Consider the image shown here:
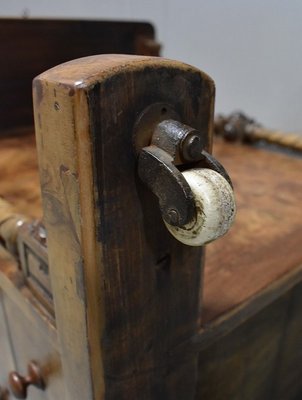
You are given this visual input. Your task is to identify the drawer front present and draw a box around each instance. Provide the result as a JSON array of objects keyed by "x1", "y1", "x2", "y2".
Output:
[
  {"x1": 0, "y1": 290, "x2": 15, "y2": 395},
  {"x1": 18, "y1": 224, "x2": 53, "y2": 313},
  {"x1": 2, "y1": 295, "x2": 64, "y2": 400},
  {"x1": 24, "y1": 246, "x2": 51, "y2": 296}
]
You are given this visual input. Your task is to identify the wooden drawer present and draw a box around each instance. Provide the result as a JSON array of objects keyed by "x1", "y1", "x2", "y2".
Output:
[
  {"x1": 0, "y1": 290, "x2": 14, "y2": 397},
  {"x1": 1, "y1": 293, "x2": 64, "y2": 399}
]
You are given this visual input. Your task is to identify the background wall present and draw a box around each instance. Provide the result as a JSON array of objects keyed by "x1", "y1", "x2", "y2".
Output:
[{"x1": 2, "y1": 0, "x2": 302, "y2": 131}]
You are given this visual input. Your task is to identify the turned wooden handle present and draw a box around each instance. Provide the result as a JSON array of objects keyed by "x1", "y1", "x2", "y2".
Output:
[
  {"x1": 8, "y1": 361, "x2": 45, "y2": 399},
  {"x1": 0, "y1": 197, "x2": 16, "y2": 224},
  {"x1": 0, "y1": 197, "x2": 28, "y2": 255},
  {"x1": 0, "y1": 386, "x2": 9, "y2": 400}
]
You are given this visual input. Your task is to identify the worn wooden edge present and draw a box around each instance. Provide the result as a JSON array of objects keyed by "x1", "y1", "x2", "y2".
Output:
[
  {"x1": 194, "y1": 262, "x2": 302, "y2": 351},
  {"x1": 0, "y1": 249, "x2": 58, "y2": 349},
  {"x1": 34, "y1": 53, "x2": 214, "y2": 94},
  {"x1": 34, "y1": 54, "x2": 215, "y2": 157},
  {"x1": 34, "y1": 78, "x2": 97, "y2": 399},
  {"x1": 74, "y1": 81, "x2": 105, "y2": 400}
]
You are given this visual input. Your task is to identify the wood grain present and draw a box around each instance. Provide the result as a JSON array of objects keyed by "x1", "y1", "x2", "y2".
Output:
[
  {"x1": 33, "y1": 54, "x2": 214, "y2": 400},
  {"x1": 0, "y1": 18, "x2": 158, "y2": 132},
  {"x1": 0, "y1": 247, "x2": 60, "y2": 398},
  {"x1": 203, "y1": 138, "x2": 302, "y2": 323},
  {"x1": 196, "y1": 280, "x2": 302, "y2": 400},
  {"x1": 195, "y1": 263, "x2": 302, "y2": 350}
]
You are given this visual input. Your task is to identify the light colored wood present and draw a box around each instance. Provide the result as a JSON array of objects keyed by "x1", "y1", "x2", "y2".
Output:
[
  {"x1": 0, "y1": 198, "x2": 29, "y2": 256},
  {"x1": 0, "y1": 248, "x2": 57, "y2": 346},
  {"x1": 33, "y1": 61, "x2": 101, "y2": 400},
  {"x1": 0, "y1": 198, "x2": 15, "y2": 223},
  {"x1": 3, "y1": 294, "x2": 63, "y2": 399},
  {"x1": 0, "y1": 289, "x2": 15, "y2": 390},
  {"x1": 0, "y1": 249, "x2": 60, "y2": 397}
]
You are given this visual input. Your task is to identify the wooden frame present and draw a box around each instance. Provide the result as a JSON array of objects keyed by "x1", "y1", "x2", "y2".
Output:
[
  {"x1": 33, "y1": 54, "x2": 215, "y2": 399},
  {"x1": 0, "y1": 18, "x2": 159, "y2": 133},
  {"x1": 1, "y1": 17, "x2": 302, "y2": 400}
]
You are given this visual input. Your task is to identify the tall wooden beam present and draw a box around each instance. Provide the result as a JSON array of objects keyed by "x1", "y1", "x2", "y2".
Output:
[{"x1": 33, "y1": 55, "x2": 215, "y2": 399}]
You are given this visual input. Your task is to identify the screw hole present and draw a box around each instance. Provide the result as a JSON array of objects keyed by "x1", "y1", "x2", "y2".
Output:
[
  {"x1": 156, "y1": 253, "x2": 171, "y2": 271},
  {"x1": 161, "y1": 107, "x2": 167, "y2": 115}
]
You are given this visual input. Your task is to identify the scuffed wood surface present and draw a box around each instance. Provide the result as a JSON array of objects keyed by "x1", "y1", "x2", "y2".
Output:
[
  {"x1": 1, "y1": 132, "x2": 302, "y2": 332},
  {"x1": 203, "y1": 139, "x2": 302, "y2": 324},
  {"x1": 196, "y1": 280, "x2": 302, "y2": 400},
  {"x1": 0, "y1": 132, "x2": 41, "y2": 219}
]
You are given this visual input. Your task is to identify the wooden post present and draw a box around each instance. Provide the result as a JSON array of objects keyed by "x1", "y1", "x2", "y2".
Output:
[{"x1": 33, "y1": 55, "x2": 215, "y2": 400}]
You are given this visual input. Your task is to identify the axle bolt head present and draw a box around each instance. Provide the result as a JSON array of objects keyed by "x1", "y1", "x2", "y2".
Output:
[{"x1": 181, "y1": 133, "x2": 203, "y2": 162}]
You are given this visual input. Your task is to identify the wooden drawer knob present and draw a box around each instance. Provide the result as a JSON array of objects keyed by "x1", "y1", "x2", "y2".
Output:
[
  {"x1": 0, "y1": 386, "x2": 9, "y2": 400},
  {"x1": 8, "y1": 361, "x2": 45, "y2": 399}
]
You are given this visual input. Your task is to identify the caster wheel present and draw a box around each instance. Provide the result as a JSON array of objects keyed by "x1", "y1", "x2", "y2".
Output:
[{"x1": 164, "y1": 168, "x2": 236, "y2": 246}]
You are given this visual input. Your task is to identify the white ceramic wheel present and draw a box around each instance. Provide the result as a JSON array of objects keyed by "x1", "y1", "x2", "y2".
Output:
[{"x1": 164, "y1": 168, "x2": 236, "y2": 246}]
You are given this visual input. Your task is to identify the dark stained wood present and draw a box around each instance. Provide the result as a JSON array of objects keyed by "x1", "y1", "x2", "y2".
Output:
[
  {"x1": 195, "y1": 263, "x2": 302, "y2": 352},
  {"x1": 202, "y1": 138, "x2": 302, "y2": 323},
  {"x1": 271, "y1": 280, "x2": 302, "y2": 399},
  {"x1": 196, "y1": 280, "x2": 302, "y2": 400},
  {"x1": 89, "y1": 57, "x2": 213, "y2": 400},
  {"x1": 33, "y1": 54, "x2": 215, "y2": 400},
  {"x1": 0, "y1": 18, "x2": 159, "y2": 132}
]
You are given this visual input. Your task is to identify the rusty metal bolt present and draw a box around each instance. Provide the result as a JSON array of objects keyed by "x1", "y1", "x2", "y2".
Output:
[
  {"x1": 166, "y1": 209, "x2": 180, "y2": 225},
  {"x1": 181, "y1": 133, "x2": 203, "y2": 162}
]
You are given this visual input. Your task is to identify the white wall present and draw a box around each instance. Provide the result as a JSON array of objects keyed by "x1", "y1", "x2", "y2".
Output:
[{"x1": 2, "y1": 0, "x2": 302, "y2": 131}]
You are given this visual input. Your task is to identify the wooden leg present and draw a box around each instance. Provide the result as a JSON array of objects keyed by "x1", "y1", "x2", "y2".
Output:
[{"x1": 33, "y1": 55, "x2": 215, "y2": 400}]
